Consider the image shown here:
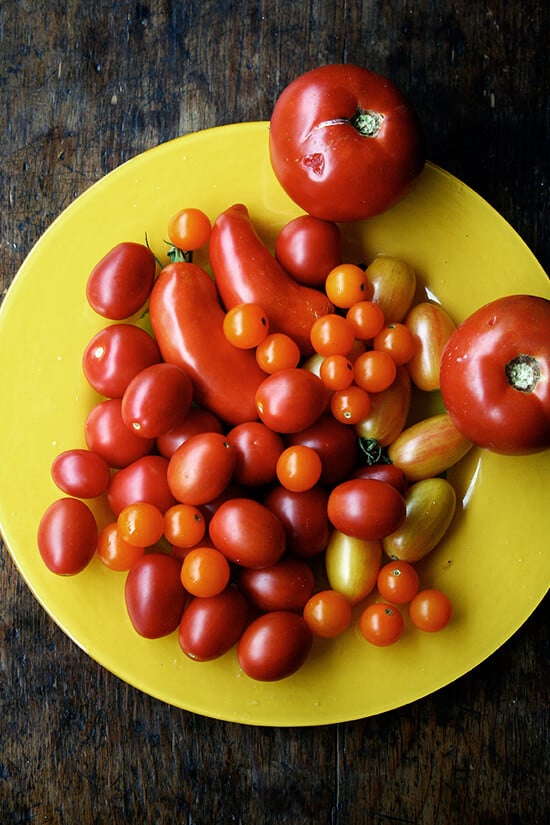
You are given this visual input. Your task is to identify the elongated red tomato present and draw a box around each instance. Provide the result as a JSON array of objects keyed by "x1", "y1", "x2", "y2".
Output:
[
  {"x1": 263, "y1": 484, "x2": 330, "y2": 558},
  {"x1": 209, "y1": 498, "x2": 286, "y2": 569},
  {"x1": 37, "y1": 498, "x2": 98, "y2": 575},
  {"x1": 51, "y1": 449, "x2": 111, "y2": 498},
  {"x1": 121, "y1": 363, "x2": 193, "y2": 439},
  {"x1": 82, "y1": 323, "x2": 161, "y2": 398},
  {"x1": 167, "y1": 432, "x2": 237, "y2": 506},
  {"x1": 106, "y1": 455, "x2": 176, "y2": 516},
  {"x1": 237, "y1": 611, "x2": 313, "y2": 681},
  {"x1": 238, "y1": 558, "x2": 315, "y2": 613},
  {"x1": 124, "y1": 553, "x2": 186, "y2": 639},
  {"x1": 86, "y1": 242, "x2": 156, "y2": 320},
  {"x1": 85, "y1": 398, "x2": 154, "y2": 468},
  {"x1": 178, "y1": 587, "x2": 249, "y2": 661},
  {"x1": 327, "y1": 478, "x2": 406, "y2": 540}
]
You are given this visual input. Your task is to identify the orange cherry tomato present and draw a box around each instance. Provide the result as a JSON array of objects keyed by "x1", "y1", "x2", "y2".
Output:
[
  {"x1": 276, "y1": 445, "x2": 323, "y2": 492},
  {"x1": 96, "y1": 522, "x2": 145, "y2": 571},
  {"x1": 345, "y1": 300, "x2": 385, "y2": 340},
  {"x1": 354, "y1": 350, "x2": 397, "y2": 393},
  {"x1": 167, "y1": 207, "x2": 212, "y2": 251},
  {"x1": 164, "y1": 503, "x2": 206, "y2": 548},
  {"x1": 359, "y1": 602, "x2": 405, "y2": 646},
  {"x1": 255, "y1": 332, "x2": 301, "y2": 373},
  {"x1": 325, "y1": 263, "x2": 373, "y2": 308},
  {"x1": 180, "y1": 546, "x2": 231, "y2": 597},
  {"x1": 303, "y1": 590, "x2": 352, "y2": 638},
  {"x1": 223, "y1": 302, "x2": 270, "y2": 349},
  {"x1": 373, "y1": 323, "x2": 416, "y2": 365},
  {"x1": 376, "y1": 560, "x2": 419, "y2": 604},
  {"x1": 310, "y1": 313, "x2": 356, "y2": 356},
  {"x1": 330, "y1": 385, "x2": 372, "y2": 424},
  {"x1": 409, "y1": 588, "x2": 453, "y2": 632},
  {"x1": 319, "y1": 354, "x2": 355, "y2": 390},
  {"x1": 117, "y1": 501, "x2": 165, "y2": 547}
]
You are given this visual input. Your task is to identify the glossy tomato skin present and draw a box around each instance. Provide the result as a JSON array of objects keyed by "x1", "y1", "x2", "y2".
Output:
[
  {"x1": 269, "y1": 64, "x2": 425, "y2": 222},
  {"x1": 178, "y1": 586, "x2": 249, "y2": 661},
  {"x1": 263, "y1": 484, "x2": 330, "y2": 558},
  {"x1": 238, "y1": 557, "x2": 315, "y2": 613},
  {"x1": 156, "y1": 407, "x2": 224, "y2": 458},
  {"x1": 121, "y1": 363, "x2": 193, "y2": 439},
  {"x1": 82, "y1": 324, "x2": 161, "y2": 398},
  {"x1": 237, "y1": 611, "x2": 313, "y2": 681},
  {"x1": 440, "y1": 294, "x2": 550, "y2": 454},
  {"x1": 38, "y1": 498, "x2": 98, "y2": 575},
  {"x1": 107, "y1": 455, "x2": 176, "y2": 516},
  {"x1": 255, "y1": 368, "x2": 328, "y2": 434},
  {"x1": 85, "y1": 398, "x2": 154, "y2": 468},
  {"x1": 226, "y1": 421, "x2": 285, "y2": 486},
  {"x1": 86, "y1": 242, "x2": 156, "y2": 320},
  {"x1": 405, "y1": 301, "x2": 456, "y2": 391},
  {"x1": 287, "y1": 412, "x2": 359, "y2": 485},
  {"x1": 51, "y1": 449, "x2": 111, "y2": 498},
  {"x1": 327, "y1": 478, "x2": 406, "y2": 540},
  {"x1": 124, "y1": 553, "x2": 186, "y2": 639},
  {"x1": 274, "y1": 215, "x2": 343, "y2": 288},
  {"x1": 167, "y1": 432, "x2": 237, "y2": 506},
  {"x1": 209, "y1": 498, "x2": 286, "y2": 569}
]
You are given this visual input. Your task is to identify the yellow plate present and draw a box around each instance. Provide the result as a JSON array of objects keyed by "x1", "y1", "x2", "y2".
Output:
[{"x1": 1, "y1": 122, "x2": 549, "y2": 726}]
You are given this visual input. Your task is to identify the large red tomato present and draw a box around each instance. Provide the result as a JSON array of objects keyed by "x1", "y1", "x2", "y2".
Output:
[{"x1": 269, "y1": 64, "x2": 425, "y2": 222}]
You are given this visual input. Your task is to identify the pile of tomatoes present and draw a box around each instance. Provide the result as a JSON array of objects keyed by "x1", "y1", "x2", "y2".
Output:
[{"x1": 37, "y1": 202, "x2": 471, "y2": 683}]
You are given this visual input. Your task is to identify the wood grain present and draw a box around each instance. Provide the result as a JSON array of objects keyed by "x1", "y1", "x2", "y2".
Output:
[{"x1": 1, "y1": 1, "x2": 548, "y2": 823}]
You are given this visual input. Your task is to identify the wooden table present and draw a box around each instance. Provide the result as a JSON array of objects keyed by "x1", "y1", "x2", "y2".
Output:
[{"x1": 1, "y1": 2, "x2": 548, "y2": 822}]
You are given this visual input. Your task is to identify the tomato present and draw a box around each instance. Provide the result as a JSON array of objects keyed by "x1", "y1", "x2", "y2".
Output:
[
  {"x1": 354, "y1": 463, "x2": 408, "y2": 495},
  {"x1": 359, "y1": 603, "x2": 404, "y2": 646},
  {"x1": 383, "y1": 478, "x2": 456, "y2": 562},
  {"x1": 178, "y1": 587, "x2": 249, "y2": 661},
  {"x1": 156, "y1": 407, "x2": 224, "y2": 458},
  {"x1": 287, "y1": 412, "x2": 359, "y2": 485},
  {"x1": 209, "y1": 498, "x2": 286, "y2": 569},
  {"x1": 303, "y1": 590, "x2": 352, "y2": 638},
  {"x1": 226, "y1": 421, "x2": 285, "y2": 486},
  {"x1": 325, "y1": 530, "x2": 382, "y2": 605},
  {"x1": 319, "y1": 354, "x2": 354, "y2": 391},
  {"x1": 223, "y1": 302, "x2": 270, "y2": 349},
  {"x1": 51, "y1": 449, "x2": 111, "y2": 499},
  {"x1": 310, "y1": 313, "x2": 356, "y2": 356},
  {"x1": 405, "y1": 301, "x2": 456, "y2": 391},
  {"x1": 269, "y1": 64, "x2": 425, "y2": 222},
  {"x1": 167, "y1": 207, "x2": 212, "y2": 251},
  {"x1": 238, "y1": 558, "x2": 315, "y2": 613},
  {"x1": 387, "y1": 413, "x2": 473, "y2": 481},
  {"x1": 353, "y1": 349, "x2": 397, "y2": 393},
  {"x1": 373, "y1": 323, "x2": 416, "y2": 366},
  {"x1": 325, "y1": 263, "x2": 372, "y2": 308},
  {"x1": 85, "y1": 398, "x2": 154, "y2": 468},
  {"x1": 164, "y1": 503, "x2": 206, "y2": 548},
  {"x1": 37, "y1": 498, "x2": 98, "y2": 575},
  {"x1": 255, "y1": 368, "x2": 328, "y2": 434},
  {"x1": 180, "y1": 546, "x2": 230, "y2": 597},
  {"x1": 121, "y1": 363, "x2": 193, "y2": 439},
  {"x1": 327, "y1": 478, "x2": 406, "y2": 541},
  {"x1": 124, "y1": 553, "x2": 186, "y2": 639},
  {"x1": 167, "y1": 432, "x2": 237, "y2": 506},
  {"x1": 82, "y1": 323, "x2": 161, "y2": 398},
  {"x1": 106, "y1": 455, "x2": 176, "y2": 516},
  {"x1": 263, "y1": 485, "x2": 330, "y2": 558},
  {"x1": 364, "y1": 256, "x2": 417, "y2": 323},
  {"x1": 376, "y1": 561, "x2": 419, "y2": 605},
  {"x1": 274, "y1": 215, "x2": 342, "y2": 288},
  {"x1": 255, "y1": 332, "x2": 301, "y2": 374},
  {"x1": 237, "y1": 611, "x2": 313, "y2": 681},
  {"x1": 330, "y1": 385, "x2": 372, "y2": 425},
  {"x1": 440, "y1": 294, "x2": 550, "y2": 454},
  {"x1": 276, "y1": 445, "x2": 322, "y2": 492},
  {"x1": 96, "y1": 522, "x2": 145, "y2": 571},
  {"x1": 117, "y1": 501, "x2": 165, "y2": 547},
  {"x1": 409, "y1": 588, "x2": 453, "y2": 632},
  {"x1": 346, "y1": 300, "x2": 385, "y2": 340},
  {"x1": 86, "y1": 242, "x2": 156, "y2": 320},
  {"x1": 355, "y1": 365, "x2": 411, "y2": 446}
]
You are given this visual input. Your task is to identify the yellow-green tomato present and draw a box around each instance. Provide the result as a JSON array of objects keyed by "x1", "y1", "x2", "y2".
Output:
[
  {"x1": 387, "y1": 412, "x2": 473, "y2": 481},
  {"x1": 383, "y1": 477, "x2": 456, "y2": 562},
  {"x1": 364, "y1": 256, "x2": 417, "y2": 323},
  {"x1": 325, "y1": 529, "x2": 382, "y2": 605},
  {"x1": 405, "y1": 301, "x2": 456, "y2": 391}
]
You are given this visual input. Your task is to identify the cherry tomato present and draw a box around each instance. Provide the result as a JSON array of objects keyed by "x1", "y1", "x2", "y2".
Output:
[
  {"x1": 276, "y1": 445, "x2": 322, "y2": 492},
  {"x1": 209, "y1": 498, "x2": 286, "y2": 569},
  {"x1": 319, "y1": 354, "x2": 354, "y2": 391},
  {"x1": 163, "y1": 503, "x2": 206, "y2": 548},
  {"x1": 226, "y1": 421, "x2": 285, "y2": 486},
  {"x1": 223, "y1": 302, "x2": 270, "y2": 349},
  {"x1": 274, "y1": 215, "x2": 343, "y2": 288},
  {"x1": 269, "y1": 64, "x2": 425, "y2": 222},
  {"x1": 354, "y1": 463, "x2": 408, "y2": 494},
  {"x1": 325, "y1": 531, "x2": 382, "y2": 605},
  {"x1": 180, "y1": 546, "x2": 230, "y2": 597},
  {"x1": 346, "y1": 300, "x2": 385, "y2": 340},
  {"x1": 264, "y1": 485, "x2": 330, "y2": 558},
  {"x1": 121, "y1": 363, "x2": 193, "y2": 439},
  {"x1": 355, "y1": 365, "x2": 411, "y2": 446},
  {"x1": 364, "y1": 256, "x2": 417, "y2": 323},
  {"x1": 178, "y1": 587, "x2": 249, "y2": 661},
  {"x1": 82, "y1": 324, "x2": 161, "y2": 398},
  {"x1": 376, "y1": 561, "x2": 419, "y2": 604},
  {"x1": 255, "y1": 332, "x2": 301, "y2": 374},
  {"x1": 237, "y1": 611, "x2": 313, "y2": 681},
  {"x1": 359, "y1": 603, "x2": 405, "y2": 646},
  {"x1": 387, "y1": 413, "x2": 473, "y2": 482},
  {"x1": 325, "y1": 263, "x2": 372, "y2": 308},
  {"x1": 327, "y1": 478, "x2": 406, "y2": 540},
  {"x1": 310, "y1": 313, "x2": 356, "y2": 356},
  {"x1": 96, "y1": 522, "x2": 145, "y2": 571},
  {"x1": 117, "y1": 501, "x2": 165, "y2": 547},
  {"x1": 51, "y1": 449, "x2": 111, "y2": 499},
  {"x1": 167, "y1": 432, "x2": 237, "y2": 506},
  {"x1": 287, "y1": 412, "x2": 359, "y2": 485},
  {"x1": 106, "y1": 455, "x2": 176, "y2": 516},
  {"x1": 156, "y1": 407, "x2": 224, "y2": 458},
  {"x1": 167, "y1": 207, "x2": 212, "y2": 251},
  {"x1": 405, "y1": 301, "x2": 456, "y2": 391},
  {"x1": 409, "y1": 588, "x2": 453, "y2": 632},
  {"x1": 303, "y1": 590, "x2": 352, "y2": 638},
  {"x1": 255, "y1": 368, "x2": 328, "y2": 434},
  {"x1": 37, "y1": 498, "x2": 98, "y2": 575},
  {"x1": 354, "y1": 350, "x2": 397, "y2": 393},
  {"x1": 124, "y1": 553, "x2": 186, "y2": 639},
  {"x1": 330, "y1": 385, "x2": 372, "y2": 425},
  {"x1": 238, "y1": 558, "x2": 315, "y2": 613},
  {"x1": 86, "y1": 242, "x2": 156, "y2": 320},
  {"x1": 373, "y1": 323, "x2": 416, "y2": 366},
  {"x1": 85, "y1": 398, "x2": 154, "y2": 469}
]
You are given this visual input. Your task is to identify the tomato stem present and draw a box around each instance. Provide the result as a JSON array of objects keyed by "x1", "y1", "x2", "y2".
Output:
[
  {"x1": 350, "y1": 108, "x2": 384, "y2": 138},
  {"x1": 505, "y1": 354, "x2": 541, "y2": 393},
  {"x1": 358, "y1": 437, "x2": 392, "y2": 465}
]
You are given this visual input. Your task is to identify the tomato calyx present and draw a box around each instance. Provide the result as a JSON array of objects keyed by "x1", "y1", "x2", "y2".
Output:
[
  {"x1": 166, "y1": 244, "x2": 193, "y2": 264},
  {"x1": 358, "y1": 437, "x2": 392, "y2": 466},
  {"x1": 505, "y1": 354, "x2": 542, "y2": 393},
  {"x1": 314, "y1": 108, "x2": 385, "y2": 139}
]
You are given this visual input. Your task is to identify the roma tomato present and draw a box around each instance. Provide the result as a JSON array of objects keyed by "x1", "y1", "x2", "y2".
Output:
[
  {"x1": 178, "y1": 587, "x2": 249, "y2": 661},
  {"x1": 353, "y1": 463, "x2": 408, "y2": 495},
  {"x1": 86, "y1": 242, "x2": 156, "y2": 320},
  {"x1": 106, "y1": 455, "x2": 176, "y2": 516},
  {"x1": 405, "y1": 301, "x2": 456, "y2": 391},
  {"x1": 167, "y1": 432, "x2": 237, "y2": 506},
  {"x1": 255, "y1": 368, "x2": 328, "y2": 434},
  {"x1": 274, "y1": 215, "x2": 343, "y2": 288},
  {"x1": 238, "y1": 557, "x2": 315, "y2": 613},
  {"x1": 51, "y1": 448, "x2": 111, "y2": 499},
  {"x1": 121, "y1": 363, "x2": 193, "y2": 439},
  {"x1": 82, "y1": 323, "x2": 161, "y2": 398},
  {"x1": 209, "y1": 498, "x2": 286, "y2": 569},
  {"x1": 387, "y1": 413, "x2": 473, "y2": 481},
  {"x1": 327, "y1": 478, "x2": 406, "y2": 541},
  {"x1": 263, "y1": 484, "x2": 330, "y2": 558},
  {"x1": 85, "y1": 398, "x2": 154, "y2": 468},
  {"x1": 287, "y1": 412, "x2": 359, "y2": 485},
  {"x1": 226, "y1": 421, "x2": 285, "y2": 486},
  {"x1": 37, "y1": 498, "x2": 98, "y2": 575},
  {"x1": 237, "y1": 611, "x2": 313, "y2": 681},
  {"x1": 325, "y1": 530, "x2": 382, "y2": 605},
  {"x1": 124, "y1": 553, "x2": 186, "y2": 639},
  {"x1": 269, "y1": 64, "x2": 425, "y2": 222},
  {"x1": 440, "y1": 294, "x2": 550, "y2": 454}
]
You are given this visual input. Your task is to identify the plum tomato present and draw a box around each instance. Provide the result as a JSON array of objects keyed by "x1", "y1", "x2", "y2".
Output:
[
  {"x1": 376, "y1": 560, "x2": 419, "y2": 605},
  {"x1": 287, "y1": 412, "x2": 359, "y2": 485},
  {"x1": 359, "y1": 603, "x2": 405, "y2": 646},
  {"x1": 86, "y1": 242, "x2": 156, "y2": 320},
  {"x1": 167, "y1": 432, "x2": 237, "y2": 506},
  {"x1": 156, "y1": 407, "x2": 224, "y2": 458},
  {"x1": 303, "y1": 590, "x2": 352, "y2": 638},
  {"x1": 237, "y1": 611, "x2": 313, "y2": 681},
  {"x1": 238, "y1": 557, "x2": 315, "y2": 613},
  {"x1": 274, "y1": 215, "x2": 343, "y2": 288},
  {"x1": 355, "y1": 365, "x2": 411, "y2": 447},
  {"x1": 37, "y1": 498, "x2": 98, "y2": 575},
  {"x1": 178, "y1": 586, "x2": 249, "y2": 661},
  {"x1": 255, "y1": 368, "x2": 328, "y2": 434},
  {"x1": 51, "y1": 448, "x2": 111, "y2": 499},
  {"x1": 327, "y1": 478, "x2": 406, "y2": 540},
  {"x1": 124, "y1": 553, "x2": 186, "y2": 639},
  {"x1": 409, "y1": 588, "x2": 453, "y2": 632},
  {"x1": 82, "y1": 323, "x2": 161, "y2": 398},
  {"x1": 263, "y1": 484, "x2": 330, "y2": 558},
  {"x1": 121, "y1": 363, "x2": 193, "y2": 439},
  {"x1": 208, "y1": 498, "x2": 286, "y2": 569},
  {"x1": 85, "y1": 398, "x2": 154, "y2": 469},
  {"x1": 226, "y1": 421, "x2": 285, "y2": 486},
  {"x1": 106, "y1": 455, "x2": 176, "y2": 516},
  {"x1": 405, "y1": 301, "x2": 456, "y2": 391},
  {"x1": 364, "y1": 256, "x2": 417, "y2": 323}
]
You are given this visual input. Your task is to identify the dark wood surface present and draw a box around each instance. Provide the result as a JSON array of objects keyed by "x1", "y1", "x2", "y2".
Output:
[{"x1": 1, "y1": 2, "x2": 548, "y2": 823}]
